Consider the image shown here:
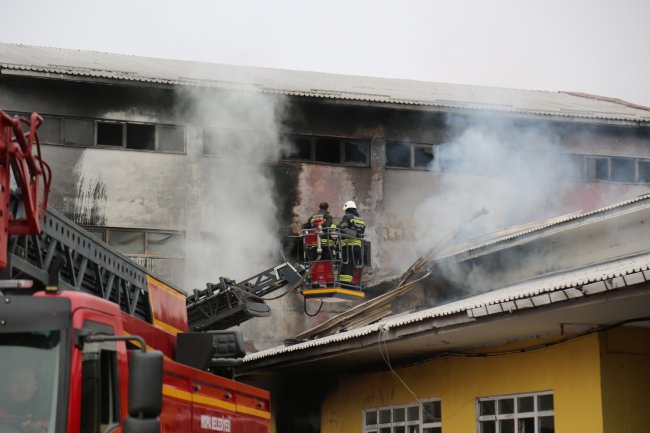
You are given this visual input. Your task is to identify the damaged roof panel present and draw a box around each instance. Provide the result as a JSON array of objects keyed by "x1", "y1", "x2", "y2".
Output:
[
  {"x1": 244, "y1": 250, "x2": 650, "y2": 362},
  {"x1": 1, "y1": 43, "x2": 650, "y2": 123}
]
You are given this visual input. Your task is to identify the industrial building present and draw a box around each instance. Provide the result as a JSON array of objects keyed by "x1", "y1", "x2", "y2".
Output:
[{"x1": 1, "y1": 42, "x2": 649, "y2": 358}]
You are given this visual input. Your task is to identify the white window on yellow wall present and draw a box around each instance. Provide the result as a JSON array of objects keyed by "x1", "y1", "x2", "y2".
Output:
[
  {"x1": 477, "y1": 391, "x2": 554, "y2": 433},
  {"x1": 363, "y1": 399, "x2": 442, "y2": 433}
]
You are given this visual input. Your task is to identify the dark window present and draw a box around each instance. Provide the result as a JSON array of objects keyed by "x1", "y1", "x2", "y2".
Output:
[
  {"x1": 96, "y1": 122, "x2": 123, "y2": 147},
  {"x1": 610, "y1": 157, "x2": 635, "y2": 182},
  {"x1": 344, "y1": 140, "x2": 369, "y2": 164},
  {"x1": 386, "y1": 142, "x2": 410, "y2": 168},
  {"x1": 517, "y1": 396, "x2": 534, "y2": 412},
  {"x1": 639, "y1": 160, "x2": 650, "y2": 183},
  {"x1": 157, "y1": 125, "x2": 185, "y2": 153},
  {"x1": 126, "y1": 124, "x2": 155, "y2": 150},
  {"x1": 314, "y1": 138, "x2": 341, "y2": 163},
  {"x1": 414, "y1": 145, "x2": 434, "y2": 168},
  {"x1": 585, "y1": 157, "x2": 609, "y2": 180},
  {"x1": 480, "y1": 400, "x2": 495, "y2": 416},
  {"x1": 39, "y1": 116, "x2": 61, "y2": 144},
  {"x1": 63, "y1": 118, "x2": 94, "y2": 146},
  {"x1": 291, "y1": 137, "x2": 312, "y2": 160}
]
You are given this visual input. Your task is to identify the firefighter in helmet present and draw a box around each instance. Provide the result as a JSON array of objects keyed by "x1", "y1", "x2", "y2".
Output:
[{"x1": 338, "y1": 200, "x2": 366, "y2": 287}]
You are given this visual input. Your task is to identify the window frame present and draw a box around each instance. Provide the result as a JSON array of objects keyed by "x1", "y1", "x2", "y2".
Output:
[
  {"x1": 6, "y1": 112, "x2": 186, "y2": 154},
  {"x1": 477, "y1": 391, "x2": 554, "y2": 433},
  {"x1": 363, "y1": 399, "x2": 442, "y2": 433},
  {"x1": 565, "y1": 153, "x2": 650, "y2": 184},
  {"x1": 282, "y1": 133, "x2": 371, "y2": 167},
  {"x1": 385, "y1": 141, "x2": 435, "y2": 170}
]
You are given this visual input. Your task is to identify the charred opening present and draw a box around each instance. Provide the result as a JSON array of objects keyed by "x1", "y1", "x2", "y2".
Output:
[{"x1": 126, "y1": 123, "x2": 155, "y2": 150}]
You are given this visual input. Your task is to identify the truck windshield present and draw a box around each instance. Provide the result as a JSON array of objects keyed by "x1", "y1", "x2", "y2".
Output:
[{"x1": 0, "y1": 331, "x2": 61, "y2": 433}]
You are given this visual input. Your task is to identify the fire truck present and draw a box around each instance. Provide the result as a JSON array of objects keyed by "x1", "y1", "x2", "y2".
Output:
[{"x1": 0, "y1": 111, "x2": 272, "y2": 433}]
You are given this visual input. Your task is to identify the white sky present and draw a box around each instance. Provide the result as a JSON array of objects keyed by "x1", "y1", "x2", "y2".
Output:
[{"x1": 1, "y1": 0, "x2": 649, "y2": 107}]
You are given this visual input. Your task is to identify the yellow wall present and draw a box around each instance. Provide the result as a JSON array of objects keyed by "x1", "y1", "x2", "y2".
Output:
[
  {"x1": 322, "y1": 333, "x2": 604, "y2": 433},
  {"x1": 600, "y1": 327, "x2": 650, "y2": 433}
]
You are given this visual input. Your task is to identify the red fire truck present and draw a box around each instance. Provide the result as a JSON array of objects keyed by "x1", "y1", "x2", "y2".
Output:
[{"x1": 0, "y1": 111, "x2": 271, "y2": 433}]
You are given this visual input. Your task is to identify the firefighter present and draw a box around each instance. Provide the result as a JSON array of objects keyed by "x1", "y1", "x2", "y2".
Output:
[
  {"x1": 303, "y1": 202, "x2": 335, "y2": 261},
  {"x1": 338, "y1": 200, "x2": 366, "y2": 287}
]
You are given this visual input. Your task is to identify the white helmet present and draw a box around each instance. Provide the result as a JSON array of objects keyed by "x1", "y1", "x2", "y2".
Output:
[{"x1": 343, "y1": 200, "x2": 357, "y2": 211}]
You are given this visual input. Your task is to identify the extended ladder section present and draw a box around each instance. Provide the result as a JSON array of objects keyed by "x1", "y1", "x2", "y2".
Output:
[
  {"x1": 1, "y1": 198, "x2": 155, "y2": 322},
  {"x1": 186, "y1": 262, "x2": 304, "y2": 331}
]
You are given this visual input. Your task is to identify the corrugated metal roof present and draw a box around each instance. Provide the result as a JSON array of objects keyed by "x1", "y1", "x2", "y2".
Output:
[
  {"x1": 1, "y1": 43, "x2": 650, "y2": 123},
  {"x1": 246, "y1": 194, "x2": 650, "y2": 361},
  {"x1": 244, "y1": 251, "x2": 650, "y2": 362}
]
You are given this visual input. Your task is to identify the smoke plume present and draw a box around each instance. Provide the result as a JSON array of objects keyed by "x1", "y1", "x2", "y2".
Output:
[{"x1": 180, "y1": 88, "x2": 291, "y2": 289}]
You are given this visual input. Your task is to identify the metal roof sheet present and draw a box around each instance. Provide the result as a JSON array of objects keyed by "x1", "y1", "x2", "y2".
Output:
[
  {"x1": 244, "y1": 251, "x2": 650, "y2": 362},
  {"x1": 1, "y1": 43, "x2": 650, "y2": 123}
]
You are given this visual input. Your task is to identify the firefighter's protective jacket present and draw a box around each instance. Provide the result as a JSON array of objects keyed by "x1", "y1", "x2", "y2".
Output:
[{"x1": 339, "y1": 211, "x2": 366, "y2": 246}]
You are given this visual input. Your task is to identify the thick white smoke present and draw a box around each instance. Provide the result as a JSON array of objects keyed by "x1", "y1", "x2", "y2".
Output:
[
  {"x1": 407, "y1": 115, "x2": 571, "y2": 280},
  {"x1": 181, "y1": 88, "x2": 291, "y2": 289}
]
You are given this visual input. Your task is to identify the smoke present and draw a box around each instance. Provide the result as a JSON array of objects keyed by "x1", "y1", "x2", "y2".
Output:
[
  {"x1": 404, "y1": 114, "x2": 575, "y2": 293},
  {"x1": 180, "y1": 88, "x2": 291, "y2": 289}
]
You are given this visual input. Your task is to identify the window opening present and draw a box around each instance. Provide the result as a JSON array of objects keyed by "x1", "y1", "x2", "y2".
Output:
[
  {"x1": 585, "y1": 157, "x2": 609, "y2": 180},
  {"x1": 386, "y1": 142, "x2": 411, "y2": 168},
  {"x1": 63, "y1": 118, "x2": 94, "y2": 146},
  {"x1": 477, "y1": 391, "x2": 554, "y2": 433},
  {"x1": 146, "y1": 232, "x2": 184, "y2": 257},
  {"x1": 364, "y1": 400, "x2": 441, "y2": 433},
  {"x1": 108, "y1": 230, "x2": 145, "y2": 255},
  {"x1": 96, "y1": 121, "x2": 124, "y2": 147},
  {"x1": 344, "y1": 140, "x2": 370, "y2": 164},
  {"x1": 126, "y1": 123, "x2": 155, "y2": 150},
  {"x1": 610, "y1": 157, "x2": 635, "y2": 182},
  {"x1": 290, "y1": 137, "x2": 313, "y2": 160},
  {"x1": 639, "y1": 160, "x2": 650, "y2": 183},
  {"x1": 414, "y1": 145, "x2": 434, "y2": 168},
  {"x1": 314, "y1": 138, "x2": 341, "y2": 163}
]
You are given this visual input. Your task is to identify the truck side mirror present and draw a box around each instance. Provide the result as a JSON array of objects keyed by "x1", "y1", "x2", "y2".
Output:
[
  {"x1": 128, "y1": 350, "x2": 163, "y2": 416},
  {"x1": 124, "y1": 350, "x2": 163, "y2": 433}
]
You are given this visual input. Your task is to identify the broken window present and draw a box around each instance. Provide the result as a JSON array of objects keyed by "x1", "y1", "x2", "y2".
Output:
[
  {"x1": 157, "y1": 124, "x2": 185, "y2": 153},
  {"x1": 343, "y1": 140, "x2": 369, "y2": 164},
  {"x1": 314, "y1": 138, "x2": 341, "y2": 163},
  {"x1": 39, "y1": 116, "x2": 61, "y2": 144},
  {"x1": 639, "y1": 160, "x2": 650, "y2": 183},
  {"x1": 610, "y1": 157, "x2": 636, "y2": 182},
  {"x1": 96, "y1": 121, "x2": 124, "y2": 147},
  {"x1": 63, "y1": 118, "x2": 94, "y2": 146},
  {"x1": 477, "y1": 392, "x2": 554, "y2": 433},
  {"x1": 386, "y1": 142, "x2": 411, "y2": 168},
  {"x1": 414, "y1": 145, "x2": 434, "y2": 168},
  {"x1": 126, "y1": 123, "x2": 155, "y2": 150},
  {"x1": 585, "y1": 157, "x2": 609, "y2": 180}
]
